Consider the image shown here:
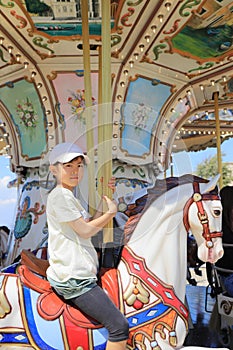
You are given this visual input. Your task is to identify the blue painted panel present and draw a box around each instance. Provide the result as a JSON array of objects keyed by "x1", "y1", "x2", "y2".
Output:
[{"x1": 121, "y1": 77, "x2": 171, "y2": 157}]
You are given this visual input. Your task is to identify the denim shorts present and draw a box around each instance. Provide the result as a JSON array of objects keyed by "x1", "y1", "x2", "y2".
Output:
[{"x1": 47, "y1": 276, "x2": 97, "y2": 299}]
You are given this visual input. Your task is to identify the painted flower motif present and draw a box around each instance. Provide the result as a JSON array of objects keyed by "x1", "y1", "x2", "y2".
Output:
[
  {"x1": 132, "y1": 103, "x2": 153, "y2": 134},
  {"x1": 16, "y1": 98, "x2": 38, "y2": 128},
  {"x1": 68, "y1": 89, "x2": 96, "y2": 124}
]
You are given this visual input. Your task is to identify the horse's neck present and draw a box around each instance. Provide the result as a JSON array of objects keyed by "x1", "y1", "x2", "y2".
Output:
[{"x1": 121, "y1": 184, "x2": 192, "y2": 301}]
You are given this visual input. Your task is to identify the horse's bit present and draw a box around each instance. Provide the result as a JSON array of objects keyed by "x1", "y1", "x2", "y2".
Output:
[{"x1": 183, "y1": 182, "x2": 222, "y2": 248}]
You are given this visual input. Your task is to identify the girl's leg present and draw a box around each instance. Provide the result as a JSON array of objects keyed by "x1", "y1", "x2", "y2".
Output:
[{"x1": 70, "y1": 285, "x2": 129, "y2": 347}]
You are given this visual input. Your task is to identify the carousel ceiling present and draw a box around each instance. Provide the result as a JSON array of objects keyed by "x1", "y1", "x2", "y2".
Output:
[{"x1": 0, "y1": 0, "x2": 233, "y2": 171}]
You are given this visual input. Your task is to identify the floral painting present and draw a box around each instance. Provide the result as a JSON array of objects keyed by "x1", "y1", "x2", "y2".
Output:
[
  {"x1": 52, "y1": 72, "x2": 99, "y2": 151},
  {"x1": 1, "y1": 79, "x2": 47, "y2": 159},
  {"x1": 67, "y1": 89, "x2": 96, "y2": 125},
  {"x1": 120, "y1": 76, "x2": 171, "y2": 157},
  {"x1": 132, "y1": 103, "x2": 154, "y2": 134},
  {"x1": 16, "y1": 98, "x2": 38, "y2": 130}
]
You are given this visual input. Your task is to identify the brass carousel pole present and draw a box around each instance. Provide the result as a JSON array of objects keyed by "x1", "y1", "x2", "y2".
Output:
[
  {"x1": 97, "y1": 46, "x2": 103, "y2": 198},
  {"x1": 81, "y1": 0, "x2": 96, "y2": 215},
  {"x1": 214, "y1": 91, "x2": 223, "y2": 189},
  {"x1": 96, "y1": 46, "x2": 105, "y2": 250},
  {"x1": 101, "y1": 0, "x2": 113, "y2": 242}
]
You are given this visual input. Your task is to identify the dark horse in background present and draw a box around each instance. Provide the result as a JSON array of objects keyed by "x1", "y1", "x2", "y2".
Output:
[{"x1": 208, "y1": 186, "x2": 233, "y2": 347}]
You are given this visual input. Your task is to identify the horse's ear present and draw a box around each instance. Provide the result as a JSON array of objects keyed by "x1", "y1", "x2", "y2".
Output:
[{"x1": 203, "y1": 174, "x2": 220, "y2": 193}]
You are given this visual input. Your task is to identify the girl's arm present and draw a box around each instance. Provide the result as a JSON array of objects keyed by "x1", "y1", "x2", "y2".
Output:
[
  {"x1": 92, "y1": 198, "x2": 104, "y2": 219},
  {"x1": 68, "y1": 196, "x2": 117, "y2": 239},
  {"x1": 92, "y1": 177, "x2": 116, "y2": 220}
]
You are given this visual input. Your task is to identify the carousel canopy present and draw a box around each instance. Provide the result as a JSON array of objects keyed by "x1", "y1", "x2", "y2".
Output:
[{"x1": 0, "y1": 0, "x2": 233, "y2": 171}]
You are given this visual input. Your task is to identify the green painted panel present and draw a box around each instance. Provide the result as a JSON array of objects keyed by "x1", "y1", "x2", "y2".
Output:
[{"x1": 1, "y1": 79, "x2": 47, "y2": 159}]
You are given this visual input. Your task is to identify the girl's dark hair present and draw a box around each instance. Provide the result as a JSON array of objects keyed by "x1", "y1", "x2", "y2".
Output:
[
  {"x1": 220, "y1": 186, "x2": 233, "y2": 232},
  {"x1": 47, "y1": 176, "x2": 57, "y2": 193},
  {"x1": 46, "y1": 164, "x2": 59, "y2": 194}
]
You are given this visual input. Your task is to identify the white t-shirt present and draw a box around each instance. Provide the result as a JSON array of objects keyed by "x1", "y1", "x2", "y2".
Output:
[{"x1": 46, "y1": 187, "x2": 99, "y2": 283}]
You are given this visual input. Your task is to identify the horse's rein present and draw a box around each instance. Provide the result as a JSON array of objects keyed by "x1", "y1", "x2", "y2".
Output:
[{"x1": 183, "y1": 182, "x2": 222, "y2": 248}]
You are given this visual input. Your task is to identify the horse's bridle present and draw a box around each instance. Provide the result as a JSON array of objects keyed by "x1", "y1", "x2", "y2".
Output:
[{"x1": 183, "y1": 182, "x2": 222, "y2": 248}]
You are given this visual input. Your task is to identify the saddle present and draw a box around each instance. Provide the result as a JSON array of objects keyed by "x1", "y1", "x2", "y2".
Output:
[
  {"x1": 19, "y1": 249, "x2": 120, "y2": 328},
  {"x1": 21, "y1": 249, "x2": 49, "y2": 277}
]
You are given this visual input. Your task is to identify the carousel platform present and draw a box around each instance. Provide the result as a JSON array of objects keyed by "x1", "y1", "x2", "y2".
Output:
[{"x1": 184, "y1": 268, "x2": 233, "y2": 348}]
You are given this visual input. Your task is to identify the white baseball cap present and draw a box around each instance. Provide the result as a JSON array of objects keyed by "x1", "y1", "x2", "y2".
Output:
[{"x1": 49, "y1": 142, "x2": 90, "y2": 165}]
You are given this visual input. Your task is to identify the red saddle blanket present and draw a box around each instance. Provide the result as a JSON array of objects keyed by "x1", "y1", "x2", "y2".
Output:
[{"x1": 19, "y1": 264, "x2": 120, "y2": 329}]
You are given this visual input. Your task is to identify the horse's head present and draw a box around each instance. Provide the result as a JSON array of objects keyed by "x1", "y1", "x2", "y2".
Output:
[{"x1": 184, "y1": 175, "x2": 224, "y2": 264}]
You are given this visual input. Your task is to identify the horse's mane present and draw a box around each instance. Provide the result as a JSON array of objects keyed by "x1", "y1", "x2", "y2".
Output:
[
  {"x1": 220, "y1": 185, "x2": 233, "y2": 232},
  {"x1": 124, "y1": 174, "x2": 209, "y2": 243}
]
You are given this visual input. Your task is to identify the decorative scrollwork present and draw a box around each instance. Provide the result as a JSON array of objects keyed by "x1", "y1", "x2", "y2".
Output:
[
  {"x1": 116, "y1": 178, "x2": 148, "y2": 189},
  {"x1": 32, "y1": 37, "x2": 55, "y2": 54},
  {"x1": 220, "y1": 299, "x2": 233, "y2": 315},
  {"x1": 153, "y1": 44, "x2": 167, "y2": 61},
  {"x1": 188, "y1": 62, "x2": 214, "y2": 73},
  {"x1": 179, "y1": 0, "x2": 201, "y2": 17},
  {"x1": 47, "y1": 38, "x2": 59, "y2": 44},
  {"x1": 126, "y1": 0, "x2": 143, "y2": 6},
  {"x1": 111, "y1": 34, "x2": 121, "y2": 47},
  {"x1": 113, "y1": 166, "x2": 125, "y2": 174},
  {"x1": 10, "y1": 10, "x2": 27, "y2": 28},
  {"x1": 163, "y1": 20, "x2": 181, "y2": 35},
  {"x1": 0, "y1": 0, "x2": 14, "y2": 8},
  {"x1": 121, "y1": 7, "x2": 135, "y2": 27},
  {"x1": 0, "y1": 48, "x2": 7, "y2": 63},
  {"x1": 55, "y1": 102, "x2": 65, "y2": 128},
  {"x1": 47, "y1": 71, "x2": 57, "y2": 80},
  {"x1": 140, "y1": 55, "x2": 153, "y2": 63},
  {"x1": 116, "y1": 26, "x2": 123, "y2": 35},
  {"x1": 132, "y1": 167, "x2": 146, "y2": 178}
]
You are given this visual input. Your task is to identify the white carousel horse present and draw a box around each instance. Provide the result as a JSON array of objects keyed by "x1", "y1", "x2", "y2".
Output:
[{"x1": 0, "y1": 175, "x2": 229, "y2": 350}]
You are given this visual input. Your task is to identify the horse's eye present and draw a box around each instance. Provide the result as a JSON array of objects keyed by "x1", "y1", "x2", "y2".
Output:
[{"x1": 213, "y1": 209, "x2": 221, "y2": 217}]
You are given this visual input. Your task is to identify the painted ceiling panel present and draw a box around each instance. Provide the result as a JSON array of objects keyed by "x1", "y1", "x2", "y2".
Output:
[
  {"x1": 1, "y1": 79, "x2": 47, "y2": 160},
  {"x1": 0, "y1": 0, "x2": 232, "y2": 170}
]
